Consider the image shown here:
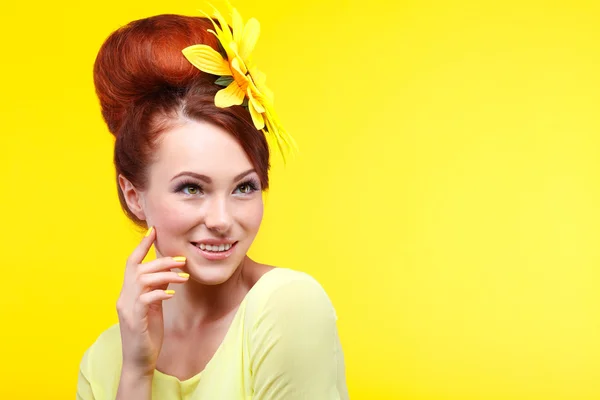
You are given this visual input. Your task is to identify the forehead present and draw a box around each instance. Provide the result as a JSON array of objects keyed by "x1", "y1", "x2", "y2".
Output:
[{"x1": 151, "y1": 119, "x2": 253, "y2": 179}]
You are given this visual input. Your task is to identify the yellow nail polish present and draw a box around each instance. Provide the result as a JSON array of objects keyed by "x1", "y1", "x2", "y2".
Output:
[
  {"x1": 165, "y1": 289, "x2": 175, "y2": 295},
  {"x1": 173, "y1": 256, "x2": 186, "y2": 262},
  {"x1": 145, "y1": 226, "x2": 154, "y2": 237},
  {"x1": 178, "y1": 273, "x2": 190, "y2": 278}
]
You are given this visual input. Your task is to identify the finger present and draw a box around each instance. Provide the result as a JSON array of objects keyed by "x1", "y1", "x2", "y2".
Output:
[
  {"x1": 137, "y1": 289, "x2": 176, "y2": 309},
  {"x1": 138, "y1": 271, "x2": 189, "y2": 290},
  {"x1": 126, "y1": 226, "x2": 156, "y2": 268},
  {"x1": 137, "y1": 256, "x2": 187, "y2": 275}
]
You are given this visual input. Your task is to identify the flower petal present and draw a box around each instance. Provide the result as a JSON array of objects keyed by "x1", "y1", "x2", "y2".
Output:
[
  {"x1": 231, "y1": 7, "x2": 244, "y2": 45},
  {"x1": 239, "y1": 17, "x2": 260, "y2": 60},
  {"x1": 248, "y1": 102, "x2": 265, "y2": 130},
  {"x1": 231, "y1": 57, "x2": 249, "y2": 80},
  {"x1": 199, "y1": 11, "x2": 225, "y2": 39},
  {"x1": 215, "y1": 82, "x2": 245, "y2": 108},
  {"x1": 202, "y1": 8, "x2": 235, "y2": 61},
  {"x1": 248, "y1": 66, "x2": 273, "y2": 102},
  {"x1": 247, "y1": 88, "x2": 265, "y2": 113},
  {"x1": 266, "y1": 104, "x2": 297, "y2": 151},
  {"x1": 229, "y1": 41, "x2": 242, "y2": 65},
  {"x1": 213, "y1": 9, "x2": 234, "y2": 45},
  {"x1": 249, "y1": 65, "x2": 266, "y2": 85},
  {"x1": 182, "y1": 45, "x2": 232, "y2": 76}
]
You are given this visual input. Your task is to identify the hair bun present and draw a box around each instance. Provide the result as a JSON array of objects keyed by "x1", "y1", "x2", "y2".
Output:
[{"x1": 93, "y1": 14, "x2": 219, "y2": 136}]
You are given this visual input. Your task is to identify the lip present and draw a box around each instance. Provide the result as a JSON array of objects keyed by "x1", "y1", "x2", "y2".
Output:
[
  {"x1": 190, "y1": 241, "x2": 238, "y2": 261},
  {"x1": 191, "y1": 238, "x2": 237, "y2": 246}
]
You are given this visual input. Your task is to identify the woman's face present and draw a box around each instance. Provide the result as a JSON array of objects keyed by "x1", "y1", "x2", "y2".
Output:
[{"x1": 138, "y1": 119, "x2": 264, "y2": 285}]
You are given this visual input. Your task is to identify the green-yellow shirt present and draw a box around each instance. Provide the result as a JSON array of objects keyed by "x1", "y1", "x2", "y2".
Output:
[{"x1": 77, "y1": 268, "x2": 348, "y2": 399}]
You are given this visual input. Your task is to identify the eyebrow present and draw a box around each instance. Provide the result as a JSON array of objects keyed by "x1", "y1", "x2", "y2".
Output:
[{"x1": 170, "y1": 168, "x2": 257, "y2": 183}]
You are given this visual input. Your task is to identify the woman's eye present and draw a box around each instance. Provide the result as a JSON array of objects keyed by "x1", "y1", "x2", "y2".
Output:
[
  {"x1": 235, "y1": 181, "x2": 258, "y2": 194},
  {"x1": 238, "y1": 184, "x2": 252, "y2": 194},
  {"x1": 183, "y1": 185, "x2": 201, "y2": 195}
]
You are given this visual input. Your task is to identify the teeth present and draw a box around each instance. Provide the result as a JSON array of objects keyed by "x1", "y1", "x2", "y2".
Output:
[{"x1": 196, "y1": 243, "x2": 233, "y2": 252}]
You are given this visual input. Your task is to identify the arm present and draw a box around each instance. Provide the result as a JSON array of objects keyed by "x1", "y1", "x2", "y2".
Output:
[
  {"x1": 115, "y1": 368, "x2": 152, "y2": 400},
  {"x1": 250, "y1": 277, "x2": 349, "y2": 400},
  {"x1": 76, "y1": 350, "x2": 97, "y2": 400},
  {"x1": 77, "y1": 227, "x2": 187, "y2": 400},
  {"x1": 76, "y1": 355, "x2": 95, "y2": 400},
  {"x1": 77, "y1": 349, "x2": 153, "y2": 400}
]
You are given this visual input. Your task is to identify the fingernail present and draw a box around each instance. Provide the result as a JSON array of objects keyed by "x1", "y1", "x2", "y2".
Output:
[
  {"x1": 165, "y1": 289, "x2": 175, "y2": 295},
  {"x1": 173, "y1": 256, "x2": 186, "y2": 262},
  {"x1": 145, "y1": 226, "x2": 154, "y2": 237},
  {"x1": 177, "y1": 273, "x2": 190, "y2": 278}
]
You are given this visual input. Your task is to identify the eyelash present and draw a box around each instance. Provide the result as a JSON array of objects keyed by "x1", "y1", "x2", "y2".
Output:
[
  {"x1": 174, "y1": 179, "x2": 260, "y2": 196},
  {"x1": 236, "y1": 179, "x2": 260, "y2": 194}
]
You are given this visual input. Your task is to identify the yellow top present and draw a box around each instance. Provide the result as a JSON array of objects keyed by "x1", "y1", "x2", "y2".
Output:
[{"x1": 77, "y1": 268, "x2": 349, "y2": 399}]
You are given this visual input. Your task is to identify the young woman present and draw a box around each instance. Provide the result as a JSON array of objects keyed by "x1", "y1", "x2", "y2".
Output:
[{"x1": 76, "y1": 6, "x2": 348, "y2": 400}]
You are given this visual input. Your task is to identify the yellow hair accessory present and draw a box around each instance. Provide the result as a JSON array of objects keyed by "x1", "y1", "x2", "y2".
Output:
[{"x1": 182, "y1": 5, "x2": 297, "y2": 158}]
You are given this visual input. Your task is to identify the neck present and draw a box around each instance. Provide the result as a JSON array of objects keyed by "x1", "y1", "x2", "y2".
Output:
[{"x1": 162, "y1": 256, "x2": 252, "y2": 331}]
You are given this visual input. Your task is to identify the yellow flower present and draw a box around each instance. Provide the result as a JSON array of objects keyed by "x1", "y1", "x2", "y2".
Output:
[{"x1": 182, "y1": 5, "x2": 295, "y2": 156}]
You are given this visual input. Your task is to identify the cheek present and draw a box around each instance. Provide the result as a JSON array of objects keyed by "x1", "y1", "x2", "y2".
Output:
[
  {"x1": 146, "y1": 198, "x2": 196, "y2": 256},
  {"x1": 147, "y1": 197, "x2": 192, "y2": 234},
  {"x1": 236, "y1": 198, "x2": 264, "y2": 231}
]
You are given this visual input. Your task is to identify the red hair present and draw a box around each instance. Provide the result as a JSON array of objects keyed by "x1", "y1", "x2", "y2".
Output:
[{"x1": 93, "y1": 14, "x2": 270, "y2": 227}]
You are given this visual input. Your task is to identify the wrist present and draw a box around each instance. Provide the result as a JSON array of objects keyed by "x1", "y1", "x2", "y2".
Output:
[
  {"x1": 116, "y1": 365, "x2": 153, "y2": 400},
  {"x1": 120, "y1": 363, "x2": 155, "y2": 382}
]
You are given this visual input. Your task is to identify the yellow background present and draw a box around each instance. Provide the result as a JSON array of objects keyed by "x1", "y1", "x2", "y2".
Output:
[{"x1": 1, "y1": 0, "x2": 599, "y2": 398}]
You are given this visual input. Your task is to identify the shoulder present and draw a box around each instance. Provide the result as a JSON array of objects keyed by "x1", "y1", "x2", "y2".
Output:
[
  {"x1": 245, "y1": 268, "x2": 336, "y2": 313},
  {"x1": 79, "y1": 323, "x2": 122, "y2": 386},
  {"x1": 243, "y1": 269, "x2": 348, "y2": 398},
  {"x1": 83, "y1": 323, "x2": 122, "y2": 360},
  {"x1": 243, "y1": 267, "x2": 338, "y2": 330}
]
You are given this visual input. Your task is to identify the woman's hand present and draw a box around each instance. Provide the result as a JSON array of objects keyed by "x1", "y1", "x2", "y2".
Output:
[{"x1": 116, "y1": 226, "x2": 189, "y2": 377}]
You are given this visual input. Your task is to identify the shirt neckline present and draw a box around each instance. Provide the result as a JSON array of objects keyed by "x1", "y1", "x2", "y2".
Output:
[{"x1": 152, "y1": 267, "x2": 288, "y2": 386}]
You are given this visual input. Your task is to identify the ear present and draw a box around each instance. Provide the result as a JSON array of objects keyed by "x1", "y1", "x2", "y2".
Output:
[{"x1": 118, "y1": 174, "x2": 147, "y2": 221}]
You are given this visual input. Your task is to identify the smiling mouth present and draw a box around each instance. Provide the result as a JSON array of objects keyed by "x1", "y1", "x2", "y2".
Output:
[{"x1": 192, "y1": 242, "x2": 238, "y2": 253}]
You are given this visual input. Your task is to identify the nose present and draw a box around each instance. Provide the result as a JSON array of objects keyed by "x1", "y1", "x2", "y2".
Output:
[{"x1": 204, "y1": 195, "x2": 233, "y2": 235}]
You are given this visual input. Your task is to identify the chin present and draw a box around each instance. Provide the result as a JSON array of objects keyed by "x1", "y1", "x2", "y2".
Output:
[{"x1": 186, "y1": 263, "x2": 240, "y2": 285}]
